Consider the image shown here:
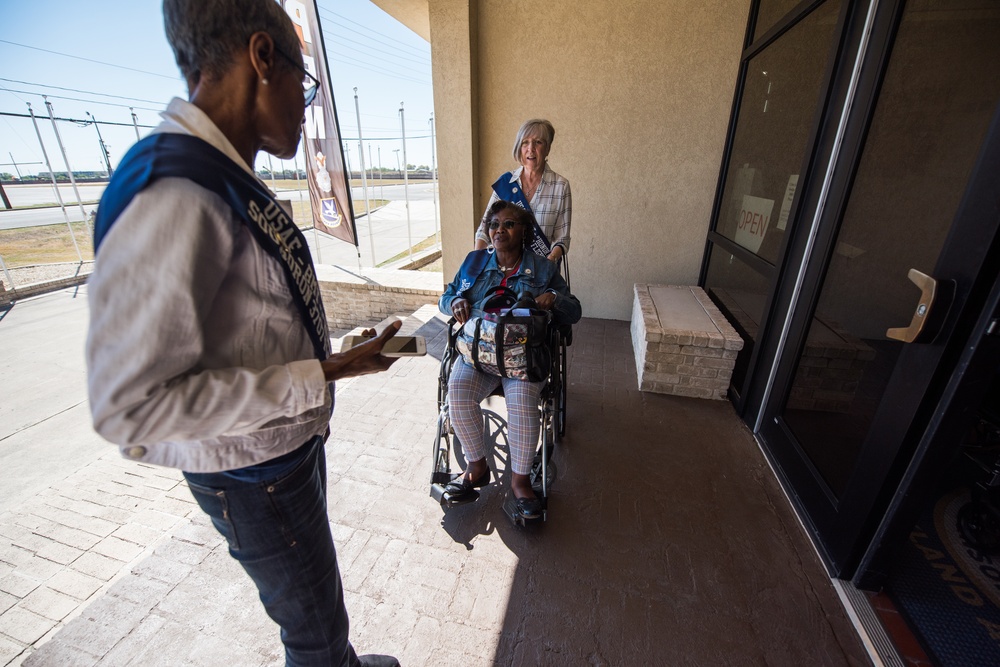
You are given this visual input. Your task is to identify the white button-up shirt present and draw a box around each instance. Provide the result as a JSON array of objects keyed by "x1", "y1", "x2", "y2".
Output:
[{"x1": 86, "y1": 98, "x2": 331, "y2": 473}]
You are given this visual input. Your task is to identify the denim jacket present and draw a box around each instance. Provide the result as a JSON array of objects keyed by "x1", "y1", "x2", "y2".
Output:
[{"x1": 439, "y1": 250, "x2": 582, "y2": 325}]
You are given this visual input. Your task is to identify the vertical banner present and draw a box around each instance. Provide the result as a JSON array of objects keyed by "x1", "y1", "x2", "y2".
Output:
[{"x1": 282, "y1": 0, "x2": 358, "y2": 246}]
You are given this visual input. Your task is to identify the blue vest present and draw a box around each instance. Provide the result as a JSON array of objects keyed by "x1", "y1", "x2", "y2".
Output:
[{"x1": 94, "y1": 133, "x2": 330, "y2": 360}]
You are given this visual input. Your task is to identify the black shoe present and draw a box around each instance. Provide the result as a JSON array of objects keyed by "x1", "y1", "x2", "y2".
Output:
[
  {"x1": 443, "y1": 466, "x2": 491, "y2": 500},
  {"x1": 358, "y1": 655, "x2": 400, "y2": 667},
  {"x1": 514, "y1": 495, "x2": 543, "y2": 520}
]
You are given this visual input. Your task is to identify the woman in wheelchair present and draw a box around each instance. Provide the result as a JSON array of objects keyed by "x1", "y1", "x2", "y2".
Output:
[{"x1": 438, "y1": 201, "x2": 581, "y2": 519}]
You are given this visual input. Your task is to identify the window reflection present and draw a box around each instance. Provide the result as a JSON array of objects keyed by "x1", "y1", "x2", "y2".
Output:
[
  {"x1": 754, "y1": 0, "x2": 810, "y2": 42},
  {"x1": 782, "y1": 0, "x2": 1000, "y2": 498},
  {"x1": 716, "y1": 0, "x2": 841, "y2": 265},
  {"x1": 704, "y1": 247, "x2": 767, "y2": 392}
]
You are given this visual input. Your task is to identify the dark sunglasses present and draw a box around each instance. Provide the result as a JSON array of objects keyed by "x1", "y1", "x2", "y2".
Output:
[
  {"x1": 488, "y1": 219, "x2": 522, "y2": 230},
  {"x1": 275, "y1": 46, "x2": 320, "y2": 106}
]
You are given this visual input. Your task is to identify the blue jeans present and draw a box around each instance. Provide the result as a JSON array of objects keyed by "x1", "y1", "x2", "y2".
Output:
[{"x1": 184, "y1": 438, "x2": 360, "y2": 667}]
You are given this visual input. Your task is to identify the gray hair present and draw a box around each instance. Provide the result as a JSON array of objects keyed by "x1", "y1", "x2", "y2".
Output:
[
  {"x1": 511, "y1": 119, "x2": 556, "y2": 163},
  {"x1": 163, "y1": 0, "x2": 301, "y2": 82}
]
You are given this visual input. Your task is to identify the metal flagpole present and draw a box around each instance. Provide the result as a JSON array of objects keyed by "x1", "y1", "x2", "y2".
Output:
[
  {"x1": 399, "y1": 102, "x2": 412, "y2": 261},
  {"x1": 353, "y1": 88, "x2": 376, "y2": 267},
  {"x1": 27, "y1": 103, "x2": 83, "y2": 263},
  {"x1": 9, "y1": 153, "x2": 24, "y2": 180},
  {"x1": 0, "y1": 252, "x2": 15, "y2": 292},
  {"x1": 129, "y1": 108, "x2": 141, "y2": 141},
  {"x1": 293, "y1": 154, "x2": 303, "y2": 202},
  {"x1": 378, "y1": 146, "x2": 383, "y2": 199},
  {"x1": 44, "y1": 98, "x2": 91, "y2": 238},
  {"x1": 367, "y1": 143, "x2": 374, "y2": 198},
  {"x1": 429, "y1": 112, "x2": 439, "y2": 246},
  {"x1": 267, "y1": 154, "x2": 277, "y2": 192}
]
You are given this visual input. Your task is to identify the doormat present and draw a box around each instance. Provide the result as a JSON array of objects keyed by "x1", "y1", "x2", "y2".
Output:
[{"x1": 887, "y1": 488, "x2": 1000, "y2": 665}]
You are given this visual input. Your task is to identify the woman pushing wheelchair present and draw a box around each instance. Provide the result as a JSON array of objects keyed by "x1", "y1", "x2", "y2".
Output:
[{"x1": 438, "y1": 201, "x2": 581, "y2": 520}]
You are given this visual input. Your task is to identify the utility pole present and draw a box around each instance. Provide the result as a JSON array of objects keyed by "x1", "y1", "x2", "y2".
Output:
[
  {"x1": 86, "y1": 112, "x2": 113, "y2": 178},
  {"x1": 399, "y1": 102, "x2": 412, "y2": 261},
  {"x1": 377, "y1": 145, "x2": 383, "y2": 199},
  {"x1": 353, "y1": 88, "x2": 376, "y2": 267},
  {"x1": 393, "y1": 149, "x2": 400, "y2": 178},
  {"x1": 429, "y1": 112, "x2": 439, "y2": 246},
  {"x1": 45, "y1": 98, "x2": 91, "y2": 237},
  {"x1": 129, "y1": 108, "x2": 141, "y2": 141},
  {"x1": 28, "y1": 103, "x2": 83, "y2": 262}
]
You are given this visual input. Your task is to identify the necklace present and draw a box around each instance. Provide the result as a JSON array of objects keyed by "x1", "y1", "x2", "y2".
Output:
[
  {"x1": 498, "y1": 257, "x2": 522, "y2": 272},
  {"x1": 523, "y1": 180, "x2": 539, "y2": 200}
]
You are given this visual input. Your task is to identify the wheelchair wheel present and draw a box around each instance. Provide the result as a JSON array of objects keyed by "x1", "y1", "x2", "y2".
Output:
[
  {"x1": 532, "y1": 398, "x2": 557, "y2": 499},
  {"x1": 556, "y1": 337, "x2": 568, "y2": 439},
  {"x1": 431, "y1": 413, "x2": 452, "y2": 476}
]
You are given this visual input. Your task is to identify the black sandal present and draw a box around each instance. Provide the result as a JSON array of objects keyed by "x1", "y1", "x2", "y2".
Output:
[{"x1": 443, "y1": 467, "x2": 491, "y2": 499}]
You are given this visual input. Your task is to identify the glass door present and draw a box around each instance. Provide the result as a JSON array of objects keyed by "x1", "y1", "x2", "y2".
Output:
[
  {"x1": 756, "y1": 0, "x2": 1000, "y2": 576},
  {"x1": 701, "y1": 0, "x2": 851, "y2": 407}
]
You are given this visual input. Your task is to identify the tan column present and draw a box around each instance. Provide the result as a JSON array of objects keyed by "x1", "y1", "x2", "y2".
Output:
[{"x1": 428, "y1": 0, "x2": 479, "y2": 282}]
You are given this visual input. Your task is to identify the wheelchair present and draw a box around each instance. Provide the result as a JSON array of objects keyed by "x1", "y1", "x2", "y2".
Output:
[{"x1": 429, "y1": 292, "x2": 571, "y2": 525}]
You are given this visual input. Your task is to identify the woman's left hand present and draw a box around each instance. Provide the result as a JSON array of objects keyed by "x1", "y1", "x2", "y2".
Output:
[
  {"x1": 535, "y1": 291, "x2": 557, "y2": 311},
  {"x1": 546, "y1": 246, "x2": 563, "y2": 262}
]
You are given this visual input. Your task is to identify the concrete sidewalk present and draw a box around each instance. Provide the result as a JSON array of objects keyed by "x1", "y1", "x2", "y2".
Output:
[{"x1": 1, "y1": 289, "x2": 871, "y2": 666}]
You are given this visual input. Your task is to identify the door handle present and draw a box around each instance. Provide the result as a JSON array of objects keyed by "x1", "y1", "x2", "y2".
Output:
[{"x1": 886, "y1": 269, "x2": 939, "y2": 343}]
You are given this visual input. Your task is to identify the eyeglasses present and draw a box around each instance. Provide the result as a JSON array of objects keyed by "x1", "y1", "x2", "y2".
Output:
[
  {"x1": 488, "y1": 220, "x2": 521, "y2": 230},
  {"x1": 275, "y1": 46, "x2": 320, "y2": 106}
]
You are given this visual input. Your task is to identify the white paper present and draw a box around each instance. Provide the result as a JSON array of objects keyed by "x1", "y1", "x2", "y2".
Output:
[
  {"x1": 735, "y1": 195, "x2": 775, "y2": 254},
  {"x1": 776, "y1": 174, "x2": 798, "y2": 231}
]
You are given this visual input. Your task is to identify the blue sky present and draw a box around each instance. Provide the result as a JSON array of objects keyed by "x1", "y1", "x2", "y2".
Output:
[{"x1": 0, "y1": 0, "x2": 434, "y2": 178}]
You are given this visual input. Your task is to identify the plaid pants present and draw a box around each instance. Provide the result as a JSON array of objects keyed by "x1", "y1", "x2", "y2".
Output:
[{"x1": 448, "y1": 357, "x2": 544, "y2": 475}]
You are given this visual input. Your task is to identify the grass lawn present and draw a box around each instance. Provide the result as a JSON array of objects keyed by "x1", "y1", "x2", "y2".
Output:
[
  {"x1": 0, "y1": 199, "x2": 390, "y2": 268},
  {"x1": 0, "y1": 222, "x2": 94, "y2": 266}
]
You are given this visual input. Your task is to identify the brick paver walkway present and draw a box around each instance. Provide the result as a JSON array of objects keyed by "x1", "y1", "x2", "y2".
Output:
[{"x1": 2, "y1": 304, "x2": 872, "y2": 666}]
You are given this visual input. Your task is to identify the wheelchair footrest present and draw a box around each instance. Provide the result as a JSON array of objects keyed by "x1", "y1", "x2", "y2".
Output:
[
  {"x1": 431, "y1": 471, "x2": 454, "y2": 486},
  {"x1": 431, "y1": 482, "x2": 481, "y2": 508},
  {"x1": 502, "y1": 492, "x2": 548, "y2": 525}
]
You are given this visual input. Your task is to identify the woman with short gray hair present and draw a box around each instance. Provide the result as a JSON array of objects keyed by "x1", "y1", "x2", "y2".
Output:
[
  {"x1": 475, "y1": 118, "x2": 572, "y2": 263},
  {"x1": 87, "y1": 1, "x2": 400, "y2": 665}
]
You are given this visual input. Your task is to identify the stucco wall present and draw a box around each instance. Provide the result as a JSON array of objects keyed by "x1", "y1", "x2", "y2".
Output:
[
  {"x1": 429, "y1": 0, "x2": 480, "y2": 286},
  {"x1": 428, "y1": 0, "x2": 749, "y2": 320}
]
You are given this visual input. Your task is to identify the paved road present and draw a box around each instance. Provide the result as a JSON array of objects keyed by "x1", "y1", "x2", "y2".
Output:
[
  {"x1": 308, "y1": 199, "x2": 440, "y2": 268},
  {"x1": 0, "y1": 183, "x2": 106, "y2": 208},
  {"x1": 0, "y1": 182, "x2": 437, "y2": 230}
]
